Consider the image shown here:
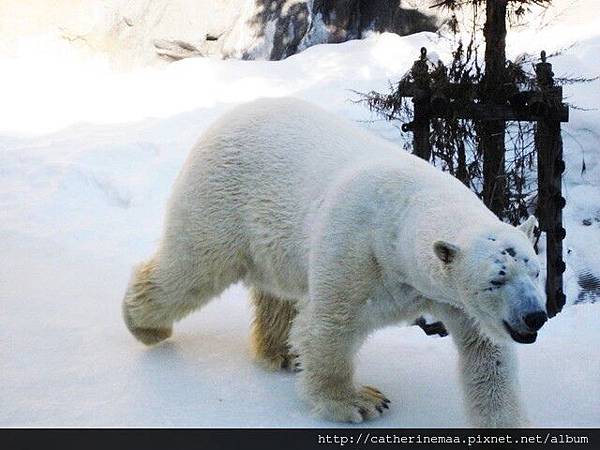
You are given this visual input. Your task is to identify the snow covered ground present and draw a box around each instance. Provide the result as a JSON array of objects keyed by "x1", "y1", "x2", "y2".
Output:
[{"x1": 1, "y1": 6, "x2": 599, "y2": 427}]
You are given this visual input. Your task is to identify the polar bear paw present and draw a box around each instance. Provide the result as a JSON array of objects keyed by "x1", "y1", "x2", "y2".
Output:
[
  {"x1": 123, "y1": 300, "x2": 173, "y2": 345},
  {"x1": 258, "y1": 350, "x2": 302, "y2": 372},
  {"x1": 313, "y1": 386, "x2": 390, "y2": 423},
  {"x1": 283, "y1": 351, "x2": 303, "y2": 372}
]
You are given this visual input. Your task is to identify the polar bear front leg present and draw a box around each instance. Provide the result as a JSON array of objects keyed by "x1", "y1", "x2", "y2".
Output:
[
  {"x1": 292, "y1": 300, "x2": 390, "y2": 423},
  {"x1": 432, "y1": 303, "x2": 527, "y2": 427}
]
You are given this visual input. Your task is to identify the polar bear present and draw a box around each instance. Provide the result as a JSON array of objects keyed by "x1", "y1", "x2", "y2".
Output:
[{"x1": 122, "y1": 97, "x2": 547, "y2": 427}]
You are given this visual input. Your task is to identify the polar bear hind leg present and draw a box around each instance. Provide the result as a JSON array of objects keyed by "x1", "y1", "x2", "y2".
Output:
[
  {"x1": 250, "y1": 288, "x2": 300, "y2": 371},
  {"x1": 123, "y1": 240, "x2": 244, "y2": 346},
  {"x1": 122, "y1": 258, "x2": 174, "y2": 345}
]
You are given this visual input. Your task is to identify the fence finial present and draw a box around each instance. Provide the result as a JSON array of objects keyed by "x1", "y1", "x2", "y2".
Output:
[
  {"x1": 535, "y1": 49, "x2": 554, "y2": 88},
  {"x1": 412, "y1": 47, "x2": 430, "y2": 89}
]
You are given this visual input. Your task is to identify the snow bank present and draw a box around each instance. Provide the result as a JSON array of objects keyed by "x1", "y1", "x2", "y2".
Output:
[{"x1": 1, "y1": 8, "x2": 599, "y2": 427}]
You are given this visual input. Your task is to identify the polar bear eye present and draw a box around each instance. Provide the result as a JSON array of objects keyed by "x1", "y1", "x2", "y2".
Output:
[{"x1": 535, "y1": 271, "x2": 540, "y2": 278}]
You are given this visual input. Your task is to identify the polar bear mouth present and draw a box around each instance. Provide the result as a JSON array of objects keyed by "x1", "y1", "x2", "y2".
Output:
[{"x1": 503, "y1": 320, "x2": 537, "y2": 344}]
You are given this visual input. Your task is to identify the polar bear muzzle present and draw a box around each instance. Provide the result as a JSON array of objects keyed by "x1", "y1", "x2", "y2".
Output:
[
  {"x1": 503, "y1": 319, "x2": 537, "y2": 344},
  {"x1": 503, "y1": 309, "x2": 548, "y2": 344}
]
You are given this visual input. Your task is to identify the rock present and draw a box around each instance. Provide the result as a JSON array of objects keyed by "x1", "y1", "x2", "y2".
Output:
[
  {"x1": 154, "y1": 40, "x2": 204, "y2": 61},
  {"x1": 576, "y1": 270, "x2": 600, "y2": 304},
  {"x1": 1, "y1": 0, "x2": 439, "y2": 67},
  {"x1": 221, "y1": 0, "x2": 439, "y2": 60}
]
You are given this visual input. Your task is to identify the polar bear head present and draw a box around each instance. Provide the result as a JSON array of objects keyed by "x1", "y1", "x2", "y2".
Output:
[{"x1": 434, "y1": 216, "x2": 547, "y2": 344}]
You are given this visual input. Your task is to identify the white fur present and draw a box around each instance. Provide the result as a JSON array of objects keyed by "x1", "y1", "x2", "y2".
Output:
[{"x1": 123, "y1": 97, "x2": 546, "y2": 426}]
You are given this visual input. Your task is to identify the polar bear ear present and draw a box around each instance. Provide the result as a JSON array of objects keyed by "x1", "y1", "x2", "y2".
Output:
[
  {"x1": 433, "y1": 241, "x2": 460, "y2": 264},
  {"x1": 518, "y1": 215, "x2": 538, "y2": 243}
]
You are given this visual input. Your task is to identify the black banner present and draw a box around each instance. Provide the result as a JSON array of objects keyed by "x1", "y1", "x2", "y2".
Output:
[{"x1": 1, "y1": 428, "x2": 597, "y2": 450}]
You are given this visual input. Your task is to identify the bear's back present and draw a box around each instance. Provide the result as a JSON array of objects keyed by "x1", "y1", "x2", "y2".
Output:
[
  {"x1": 171, "y1": 98, "x2": 489, "y2": 271},
  {"x1": 187, "y1": 97, "x2": 416, "y2": 207}
]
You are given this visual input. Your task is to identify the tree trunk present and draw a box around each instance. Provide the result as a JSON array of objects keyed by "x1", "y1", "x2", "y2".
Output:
[{"x1": 480, "y1": 0, "x2": 508, "y2": 218}]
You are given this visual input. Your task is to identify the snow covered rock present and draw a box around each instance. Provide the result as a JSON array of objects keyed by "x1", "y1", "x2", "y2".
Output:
[{"x1": 0, "y1": 0, "x2": 438, "y2": 67}]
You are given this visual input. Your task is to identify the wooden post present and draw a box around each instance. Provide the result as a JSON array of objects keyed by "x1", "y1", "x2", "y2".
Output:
[
  {"x1": 407, "y1": 48, "x2": 440, "y2": 337},
  {"x1": 534, "y1": 50, "x2": 566, "y2": 317},
  {"x1": 480, "y1": 0, "x2": 508, "y2": 218},
  {"x1": 411, "y1": 47, "x2": 432, "y2": 161}
]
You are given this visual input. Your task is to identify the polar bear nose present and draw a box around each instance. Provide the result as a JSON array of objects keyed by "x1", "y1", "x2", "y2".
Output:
[{"x1": 523, "y1": 311, "x2": 548, "y2": 331}]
